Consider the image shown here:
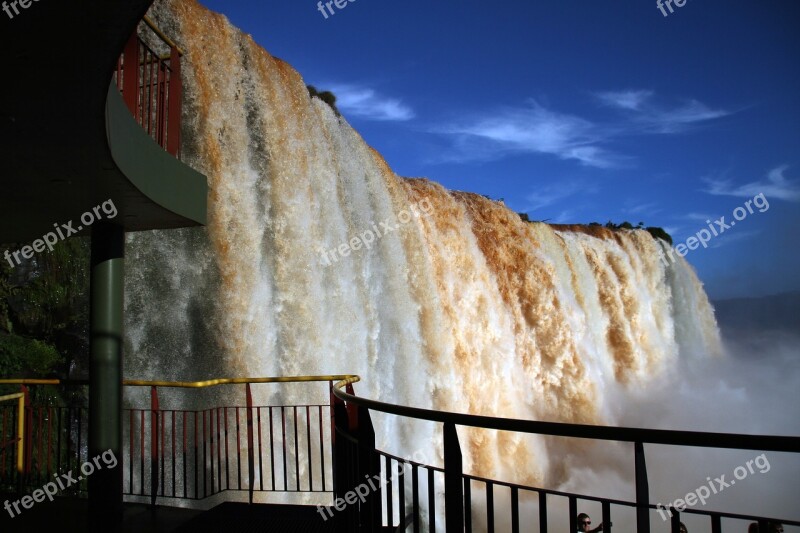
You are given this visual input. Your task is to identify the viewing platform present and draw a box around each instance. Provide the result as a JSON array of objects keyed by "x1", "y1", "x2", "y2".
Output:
[{"x1": 1, "y1": 375, "x2": 798, "y2": 532}]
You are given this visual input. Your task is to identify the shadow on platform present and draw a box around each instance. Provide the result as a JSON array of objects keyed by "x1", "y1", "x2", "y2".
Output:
[{"x1": 0, "y1": 497, "x2": 340, "y2": 532}]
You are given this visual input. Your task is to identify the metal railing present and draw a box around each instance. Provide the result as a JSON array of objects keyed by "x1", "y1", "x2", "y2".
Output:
[
  {"x1": 114, "y1": 16, "x2": 183, "y2": 157},
  {"x1": 3, "y1": 374, "x2": 798, "y2": 532},
  {"x1": 330, "y1": 376, "x2": 800, "y2": 533},
  {"x1": 0, "y1": 376, "x2": 355, "y2": 507}
]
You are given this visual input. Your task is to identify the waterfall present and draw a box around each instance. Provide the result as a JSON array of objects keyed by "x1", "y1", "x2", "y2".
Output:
[{"x1": 124, "y1": 0, "x2": 722, "y2": 497}]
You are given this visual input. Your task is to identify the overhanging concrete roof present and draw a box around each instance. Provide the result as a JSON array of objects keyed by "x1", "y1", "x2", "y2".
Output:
[{"x1": 0, "y1": 0, "x2": 207, "y2": 244}]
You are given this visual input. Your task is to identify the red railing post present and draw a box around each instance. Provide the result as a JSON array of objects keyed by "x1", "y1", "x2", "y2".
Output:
[
  {"x1": 166, "y1": 45, "x2": 182, "y2": 157},
  {"x1": 150, "y1": 386, "x2": 160, "y2": 507},
  {"x1": 121, "y1": 32, "x2": 140, "y2": 120},
  {"x1": 22, "y1": 385, "x2": 32, "y2": 478},
  {"x1": 245, "y1": 383, "x2": 255, "y2": 504}
]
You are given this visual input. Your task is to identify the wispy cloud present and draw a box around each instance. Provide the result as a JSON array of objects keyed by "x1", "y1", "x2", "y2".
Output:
[
  {"x1": 703, "y1": 165, "x2": 800, "y2": 202},
  {"x1": 594, "y1": 89, "x2": 731, "y2": 134},
  {"x1": 328, "y1": 84, "x2": 415, "y2": 121},
  {"x1": 436, "y1": 91, "x2": 730, "y2": 168},
  {"x1": 438, "y1": 101, "x2": 619, "y2": 168},
  {"x1": 596, "y1": 90, "x2": 653, "y2": 111},
  {"x1": 521, "y1": 179, "x2": 597, "y2": 214}
]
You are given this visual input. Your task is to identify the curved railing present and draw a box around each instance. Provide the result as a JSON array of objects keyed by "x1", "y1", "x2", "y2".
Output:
[{"x1": 331, "y1": 377, "x2": 800, "y2": 533}]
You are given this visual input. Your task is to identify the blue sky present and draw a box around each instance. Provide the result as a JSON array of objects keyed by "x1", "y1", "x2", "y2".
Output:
[{"x1": 200, "y1": 0, "x2": 800, "y2": 299}]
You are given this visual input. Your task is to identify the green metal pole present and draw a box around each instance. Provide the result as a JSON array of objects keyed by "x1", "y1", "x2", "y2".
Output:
[{"x1": 88, "y1": 222, "x2": 124, "y2": 528}]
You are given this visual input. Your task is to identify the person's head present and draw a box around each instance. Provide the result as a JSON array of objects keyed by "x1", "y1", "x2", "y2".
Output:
[
  {"x1": 769, "y1": 523, "x2": 784, "y2": 533},
  {"x1": 577, "y1": 513, "x2": 592, "y2": 532},
  {"x1": 748, "y1": 524, "x2": 759, "y2": 533},
  {"x1": 679, "y1": 522, "x2": 688, "y2": 533}
]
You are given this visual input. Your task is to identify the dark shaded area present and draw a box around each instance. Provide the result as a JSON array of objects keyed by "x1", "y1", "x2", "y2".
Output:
[
  {"x1": 176, "y1": 502, "x2": 339, "y2": 532},
  {"x1": 0, "y1": 496, "x2": 202, "y2": 533}
]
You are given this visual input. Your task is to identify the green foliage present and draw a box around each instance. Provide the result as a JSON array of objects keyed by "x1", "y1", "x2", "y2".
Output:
[
  {"x1": 0, "y1": 238, "x2": 89, "y2": 387},
  {"x1": 646, "y1": 226, "x2": 673, "y2": 246},
  {"x1": 600, "y1": 220, "x2": 673, "y2": 245},
  {"x1": 0, "y1": 335, "x2": 60, "y2": 376},
  {"x1": 307, "y1": 85, "x2": 340, "y2": 116}
]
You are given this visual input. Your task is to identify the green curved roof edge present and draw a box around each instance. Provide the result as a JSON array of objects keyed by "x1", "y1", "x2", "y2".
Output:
[{"x1": 105, "y1": 83, "x2": 207, "y2": 227}]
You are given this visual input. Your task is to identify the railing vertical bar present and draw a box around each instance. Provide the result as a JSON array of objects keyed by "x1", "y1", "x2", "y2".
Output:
[
  {"x1": 150, "y1": 386, "x2": 159, "y2": 506},
  {"x1": 569, "y1": 496, "x2": 577, "y2": 533},
  {"x1": 306, "y1": 405, "x2": 313, "y2": 491},
  {"x1": 398, "y1": 461, "x2": 406, "y2": 532},
  {"x1": 539, "y1": 491, "x2": 547, "y2": 533},
  {"x1": 671, "y1": 508, "x2": 681, "y2": 533},
  {"x1": 464, "y1": 477, "x2": 472, "y2": 533},
  {"x1": 510, "y1": 486, "x2": 519, "y2": 533},
  {"x1": 603, "y1": 501, "x2": 611, "y2": 533},
  {"x1": 216, "y1": 407, "x2": 222, "y2": 493},
  {"x1": 224, "y1": 406, "x2": 230, "y2": 491},
  {"x1": 235, "y1": 406, "x2": 241, "y2": 490},
  {"x1": 1, "y1": 407, "x2": 6, "y2": 478},
  {"x1": 386, "y1": 455, "x2": 394, "y2": 528},
  {"x1": 161, "y1": 405, "x2": 166, "y2": 496},
  {"x1": 486, "y1": 481, "x2": 494, "y2": 533},
  {"x1": 139, "y1": 409, "x2": 145, "y2": 496},
  {"x1": 412, "y1": 464, "x2": 419, "y2": 533},
  {"x1": 711, "y1": 515, "x2": 722, "y2": 533},
  {"x1": 293, "y1": 405, "x2": 300, "y2": 491},
  {"x1": 428, "y1": 467, "x2": 436, "y2": 533},
  {"x1": 318, "y1": 405, "x2": 326, "y2": 492},
  {"x1": 128, "y1": 410, "x2": 133, "y2": 494},
  {"x1": 245, "y1": 383, "x2": 255, "y2": 504},
  {"x1": 171, "y1": 411, "x2": 176, "y2": 498},
  {"x1": 36, "y1": 407, "x2": 42, "y2": 485},
  {"x1": 182, "y1": 411, "x2": 188, "y2": 499},
  {"x1": 257, "y1": 406, "x2": 264, "y2": 491},
  {"x1": 281, "y1": 406, "x2": 288, "y2": 491},
  {"x1": 194, "y1": 411, "x2": 198, "y2": 500},
  {"x1": 202, "y1": 410, "x2": 207, "y2": 499},
  {"x1": 46, "y1": 406, "x2": 53, "y2": 479},
  {"x1": 635, "y1": 441, "x2": 651, "y2": 533},
  {"x1": 56, "y1": 408, "x2": 62, "y2": 484},
  {"x1": 269, "y1": 406, "x2": 275, "y2": 491}
]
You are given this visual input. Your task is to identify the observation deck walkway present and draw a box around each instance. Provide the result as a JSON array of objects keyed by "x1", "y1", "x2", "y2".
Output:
[{"x1": 1, "y1": 375, "x2": 797, "y2": 532}]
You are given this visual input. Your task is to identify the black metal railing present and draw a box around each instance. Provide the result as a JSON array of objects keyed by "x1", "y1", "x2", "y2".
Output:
[{"x1": 331, "y1": 376, "x2": 800, "y2": 533}]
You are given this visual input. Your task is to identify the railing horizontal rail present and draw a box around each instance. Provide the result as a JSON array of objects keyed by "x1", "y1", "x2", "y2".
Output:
[{"x1": 332, "y1": 378, "x2": 800, "y2": 452}]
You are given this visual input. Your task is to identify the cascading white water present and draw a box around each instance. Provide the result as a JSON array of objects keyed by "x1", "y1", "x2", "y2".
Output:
[{"x1": 124, "y1": 0, "x2": 723, "y2": 507}]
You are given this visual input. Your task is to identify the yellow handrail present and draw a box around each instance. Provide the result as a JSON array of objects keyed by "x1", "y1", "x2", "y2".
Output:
[
  {"x1": 0, "y1": 375, "x2": 361, "y2": 389},
  {"x1": 0, "y1": 392, "x2": 25, "y2": 474},
  {"x1": 142, "y1": 15, "x2": 184, "y2": 57}
]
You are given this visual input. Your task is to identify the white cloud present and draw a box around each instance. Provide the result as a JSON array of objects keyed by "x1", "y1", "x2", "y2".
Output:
[
  {"x1": 703, "y1": 165, "x2": 800, "y2": 202},
  {"x1": 440, "y1": 101, "x2": 619, "y2": 168},
  {"x1": 436, "y1": 91, "x2": 729, "y2": 168},
  {"x1": 328, "y1": 84, "x2": 415, "y2": 121},
  {"x1": 595, "y1": 89, "x2": 731, "y2": 134},
  {"x1": 521, "y1": 180, "x2": 597, "y2": 213},
  {"x1": 595, "y1": 89, "x2": 654, "y2": 111}
]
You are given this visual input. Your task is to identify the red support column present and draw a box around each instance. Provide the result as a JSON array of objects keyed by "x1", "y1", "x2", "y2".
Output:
[
  {"x1": 121, "y1": 33, "x2": 140, "y2": 120},
  {"x1": 166, "y1": 46, "x2": 182, "y2": 157}
]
